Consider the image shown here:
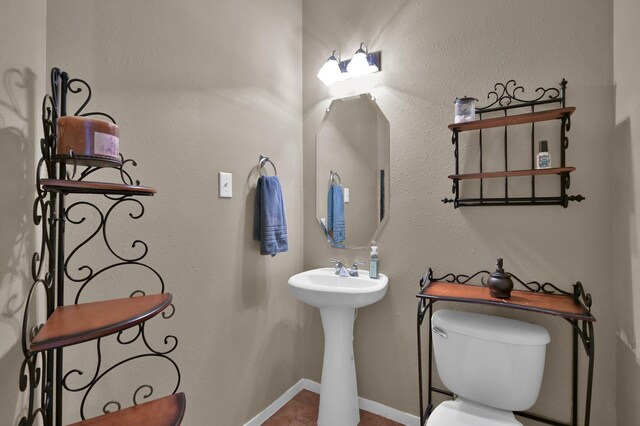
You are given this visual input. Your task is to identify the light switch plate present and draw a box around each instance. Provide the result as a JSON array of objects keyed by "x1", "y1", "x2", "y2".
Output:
[
  {"x1": 344, "y1": 187, "x2": 350, "y2": 203},
  {"x1": 219, "y1": 172, "x2": 232, "y2": 198}
]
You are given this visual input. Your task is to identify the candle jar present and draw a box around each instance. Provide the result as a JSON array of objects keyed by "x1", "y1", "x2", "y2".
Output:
[{"x1": 454, "y1": 97, "x2": 479, "y2": 124}]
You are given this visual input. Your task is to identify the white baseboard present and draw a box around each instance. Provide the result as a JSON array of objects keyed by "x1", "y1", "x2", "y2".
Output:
[
  {"x1": 244, "y1": 378, "x2": 419, "y2": 426},
  {"x1": 244, "y1": 379, "x2": 307, "y2": 426}
]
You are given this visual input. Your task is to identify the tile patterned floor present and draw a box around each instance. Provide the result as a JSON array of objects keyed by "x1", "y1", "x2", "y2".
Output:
[{"x1": 262, "y1": 390, "x2": 404, "y2": 425}]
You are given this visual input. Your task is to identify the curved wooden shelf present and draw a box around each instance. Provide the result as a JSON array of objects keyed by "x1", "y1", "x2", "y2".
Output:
[
  {"x1": 51, "y1": 154, "x2": 123, "y2": 169},
  {"x1": 30, "y1": 293, "x2": 172, "y2": 352},
  {"x1": 40, "y1": 179, "x2": 156, "y2": 196},
  {"x1": 448, "y1": 106, "x2": 575, "y2": 132},
  {"x1": 417, "y1": 281, "x2": 594, "y2": 321},
  {"x1": 448, "y1": 166, "x2": 575, "y2": 180},
  {"x1": 68, "y1": 392, "x2": 186, "y2": 426}
]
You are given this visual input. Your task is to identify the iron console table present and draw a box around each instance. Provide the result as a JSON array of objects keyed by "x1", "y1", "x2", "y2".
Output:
[
  {"x1": 416, "y1": 265, "x2": 595, "y2": 426},
  {"x1": 442, "y1": 79, "x2": 585, "y2": 207},
  {"x1": 17, "y1": 68, "x2": 185, "y2": 425}
]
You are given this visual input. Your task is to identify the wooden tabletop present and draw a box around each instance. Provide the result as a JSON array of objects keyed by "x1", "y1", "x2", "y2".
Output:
[
  {"x1": 30, "y1": 293, "x2": 172, "y2": 352},
  {"x1": 448, "y1": 107, "x2": 575, "y2": 132},
  {"x1": 68, "y1": 392, "x2": 186, "y2": 426},
  {"x1": 40, "y1": 179, "x2": 156, "y2": 196},
  {"x1": 418, "y1": 281, "x2": 594, "y2": 321}
]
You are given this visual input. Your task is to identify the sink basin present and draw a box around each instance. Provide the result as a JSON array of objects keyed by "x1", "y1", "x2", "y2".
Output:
[
  {"x1": 288, "y1": 268, "x2": 389, "y2": 426},
  {"x1": 288, "y1": 267, "x2": 388, "y2": 309}
]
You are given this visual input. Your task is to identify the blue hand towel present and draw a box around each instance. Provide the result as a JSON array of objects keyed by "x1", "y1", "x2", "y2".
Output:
[
  {"x1": 327, "y1": 183, "x2": 345, "y2": 243},
  {"x1": 253, "y1": 176, "x2": 288, "y2": 256}
]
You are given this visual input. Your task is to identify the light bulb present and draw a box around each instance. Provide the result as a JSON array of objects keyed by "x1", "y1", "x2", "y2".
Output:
[
  {"x1": 317, "y1": 51, "x2": 342, "y2": 86},
  {"x1": 346, "y1": 43, "x2": 374, "y2": 77}
]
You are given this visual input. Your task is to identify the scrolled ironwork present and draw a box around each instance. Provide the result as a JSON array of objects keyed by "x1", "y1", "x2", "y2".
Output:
[
  {"x1": 425, "y1": 267, "x2": 492, "y2": 287},
  {"x1": 75, "y1": 155, "x2": 141, "y2": 188},
  {"x1": 133, "y1": 384, "x2": 154, "y2": 405},
  {"x1": 162, "y1": 303, "x2": 176, "y2": 319},
  {"x1": 573, "y1": 281, "x2": 592, "y2": 310},
  {"x1": 17, "y1": 75, "x2": 57, "y2": 423},
  {"x1": 73, "y1": 262, "x2": 165, "y2": 304},
  {"x1": 76, "y1": 353, "x2": 181, "y2": 421},
  {"x1": 101, "y1": 401, "x2": 121, "y2": 414},
  {"x1": 66, "y1": 77, "x2": 116, "y2": 123},
  {"x1": 478, "y1": 79, "x2": 561, "y2": 110},
  {"x1": 62, "y1": 196, "x2": 165, "y2": 302},
  {"x1": 103, "y1": 198, "x2": 148, "y2": 262},
  {"x1": 141, "y1": 324, "x2": 179, "y2": 355},
  {"x1": 62, "y1": 340, "x2": 104, "y2": 393},
  {"x1": 426, "y1": 265, "x2": 583, "y2": 298},
  {"x1": 18, "y1": 351, "x2": 50, "y2": 426}
]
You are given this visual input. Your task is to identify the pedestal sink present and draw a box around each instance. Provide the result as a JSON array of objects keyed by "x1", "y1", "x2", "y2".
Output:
[{"x1": 288, "y1": 268, "x2": 389, "y2": 426}]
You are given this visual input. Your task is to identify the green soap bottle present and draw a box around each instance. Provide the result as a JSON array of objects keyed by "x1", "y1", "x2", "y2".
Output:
[{"x1": 369, "y1": 246, "x2": 379, "y2": 279}]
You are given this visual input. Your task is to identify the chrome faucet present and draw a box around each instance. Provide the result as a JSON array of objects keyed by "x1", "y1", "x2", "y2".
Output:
[
  {"x1": 350, "y1": 260, "x2": 365, "y2": 277},
  {"x1": 331, "y1": 259, "x2": 365, "y2": 277}
]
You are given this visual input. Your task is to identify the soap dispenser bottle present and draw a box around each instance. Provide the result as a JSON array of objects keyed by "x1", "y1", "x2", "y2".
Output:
[{"x1": 369, "y1": 246, "x2": 379, "y2": 279}]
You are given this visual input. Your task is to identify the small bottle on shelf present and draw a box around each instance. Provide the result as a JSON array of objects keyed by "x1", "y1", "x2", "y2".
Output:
[{"x1": 536, "y1": 140, "x2": 551, "y2": 169}]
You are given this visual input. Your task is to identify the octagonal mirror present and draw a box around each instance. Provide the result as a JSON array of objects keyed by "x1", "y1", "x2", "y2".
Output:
[{"x1": 316, "y1": 93, "x2": 390, "y2": 249}]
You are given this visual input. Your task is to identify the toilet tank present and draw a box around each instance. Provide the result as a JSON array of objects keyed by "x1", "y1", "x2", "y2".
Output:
[{"x1": 432, "y1": 309, "x2": 550, "y2": 412}]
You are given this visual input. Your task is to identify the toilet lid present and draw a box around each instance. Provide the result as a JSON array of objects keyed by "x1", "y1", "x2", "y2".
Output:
[{"x1": 426, "y1": 399, "x2": 523, "y2": 426}]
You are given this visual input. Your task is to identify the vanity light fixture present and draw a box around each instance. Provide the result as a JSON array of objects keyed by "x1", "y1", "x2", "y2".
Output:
[
  {"x1": 317, "y1": 43, "x2": 381, "y2": 86},
  {"x1": 317, "y1": 50, "x2": 347, "y2": 86}
]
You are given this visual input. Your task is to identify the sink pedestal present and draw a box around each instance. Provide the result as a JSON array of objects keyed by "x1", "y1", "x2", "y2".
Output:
[
  {"x1": 287, "y1": 268, "x2": 388, "y2": 426},
  {"x1": 318, "y1": 307, "x2": 359, "y2": 426}
]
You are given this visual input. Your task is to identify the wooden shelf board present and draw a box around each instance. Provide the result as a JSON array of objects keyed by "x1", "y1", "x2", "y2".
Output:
[
  {"x1": 417, "y1": 281, "x2": 594, "y2": 321},
  {"x1": 40, "y1": 179, "x2": 156, "y2": 196},
  {"x1": 448, "y1": 107, "x2": 575, "y2": 132},
  {"x1": 68, "y1": 392, "x2": 186, "y2": 426},
  {"x1": 449, "y1": 166, "x2": 575, "y2": 180},
  {"x1": 30, "y1": 293, "x2": 172, "y2": 352}
]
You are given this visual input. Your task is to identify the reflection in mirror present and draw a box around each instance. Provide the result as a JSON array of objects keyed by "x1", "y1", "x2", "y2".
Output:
[{"x1": 316, "y1": 93, "x2": 390, "y2": 249}]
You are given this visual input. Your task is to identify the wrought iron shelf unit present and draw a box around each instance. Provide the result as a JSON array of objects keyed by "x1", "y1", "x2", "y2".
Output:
[
  {"x1": 442, "y1": 79, "x2": 584, "y2": 207},
  {"x1": 68, "y1": 392, "x2": 186, "y2": 426},
  {"x1": 18, "y1": 68, "x2": 184, "y2": 426},
  {"x1": 416, "y1": 267, "x2": 595, "y2": 426}
]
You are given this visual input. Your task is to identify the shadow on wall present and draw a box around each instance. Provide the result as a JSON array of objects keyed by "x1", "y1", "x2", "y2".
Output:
[
  {"x1": 613, "y1": 117, "x2": 637, "y2": 351},
  {"x1": 0, "y1": 67, "x2": 36, "y2": 424}
]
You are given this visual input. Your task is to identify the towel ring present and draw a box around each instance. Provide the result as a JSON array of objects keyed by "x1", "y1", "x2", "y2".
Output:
[
  {"x1": 329, "y1": 170, "x2": 342, "y2": 185},
  {"x1": 258, "y1": 155, "x2": 278, "y2": 176}
]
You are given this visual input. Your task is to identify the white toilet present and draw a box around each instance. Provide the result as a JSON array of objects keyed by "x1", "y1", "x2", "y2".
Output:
[{"x1": 427, "y1": 309, "x2": 551, "y2": 426}]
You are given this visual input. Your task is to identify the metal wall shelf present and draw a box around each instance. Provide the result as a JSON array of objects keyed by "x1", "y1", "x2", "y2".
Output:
[{"x1": 442, "y1": 79, "x2": 584, "y2": 208}]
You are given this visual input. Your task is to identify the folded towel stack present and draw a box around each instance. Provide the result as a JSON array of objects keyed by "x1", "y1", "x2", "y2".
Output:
[
  {"x1": 253, "y1": 176, "x2": 288, "y2": 256},
  {"x1": 327, "y1": 183, "x2": 346, "y2": 243}
]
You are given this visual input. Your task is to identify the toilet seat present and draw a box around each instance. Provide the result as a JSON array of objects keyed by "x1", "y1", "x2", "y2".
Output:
[{"x1": 426, "y1": 398, "x2": 523, "y2": 426}]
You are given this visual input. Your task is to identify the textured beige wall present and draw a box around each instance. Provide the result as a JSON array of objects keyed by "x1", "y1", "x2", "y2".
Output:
[
  {"x1": 0, "y1": 0, "x2": 46, "y2": 424},
  {"x1": 613, "y1": 0, "x2": 640, "y2": 424},
  {"x1": 303, "y1": 1, "x2": 616, "y2": 424},
  {"x1": 5, "y1": 1, "x2": 631, "y2": 424},
  {"x1": 46, "y1": 1, "x2": 303, "y2": 424}
]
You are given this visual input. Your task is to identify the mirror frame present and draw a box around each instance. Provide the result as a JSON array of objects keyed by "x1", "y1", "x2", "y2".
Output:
[{"x1": 315, "y1": 93, "x2": 390, "y2": 249}]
